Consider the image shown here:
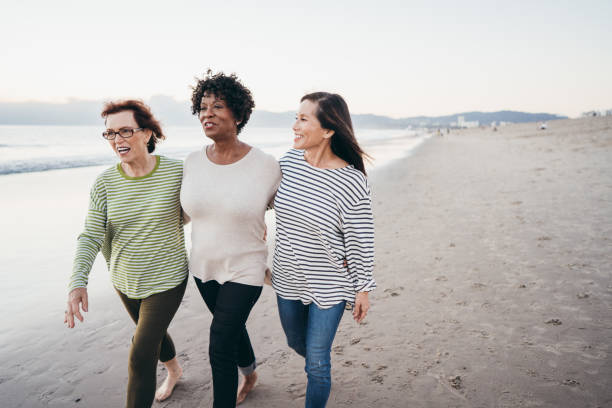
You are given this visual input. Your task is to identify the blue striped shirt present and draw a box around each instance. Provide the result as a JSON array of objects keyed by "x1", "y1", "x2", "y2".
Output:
[{"x1": 272, "y1": 149, "x2": 376, "y2": 308}]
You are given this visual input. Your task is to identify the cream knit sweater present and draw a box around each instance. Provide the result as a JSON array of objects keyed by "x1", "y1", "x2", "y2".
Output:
[{"x1": 181, "y1": 146, "x2": 281, "y2": 286}]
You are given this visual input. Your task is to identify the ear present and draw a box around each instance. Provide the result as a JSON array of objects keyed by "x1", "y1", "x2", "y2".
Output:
[
  {"x1": 146, "y1": 130, "x2": 154, "y2": 144},
  {"x1": 323, "y1": 129, "x2": 334, "y2": 139}
]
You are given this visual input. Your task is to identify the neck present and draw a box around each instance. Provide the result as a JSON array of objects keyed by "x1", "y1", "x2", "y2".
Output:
[
  {"x1": 121, "y1": 154, "x2": 156, "y2": 177},
  {"x1": 210, "y1": 135, "x2": 241, "y2": 155},
  {"x1": 304, "y1": 142, "x2": 338, "y2": 169}
]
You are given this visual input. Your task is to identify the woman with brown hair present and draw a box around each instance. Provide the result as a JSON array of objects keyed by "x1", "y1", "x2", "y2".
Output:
[
  {"x1": 64, "y1": 100, "x2": 188, "y2": 407},
  {"x1": 272, "y1": 92, "x2": 376, "y2": 408}
]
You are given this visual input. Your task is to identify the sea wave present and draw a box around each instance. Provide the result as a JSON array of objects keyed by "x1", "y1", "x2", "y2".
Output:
[{"x1": 0, "y1": 157, "x2": 115, "y2": 175}]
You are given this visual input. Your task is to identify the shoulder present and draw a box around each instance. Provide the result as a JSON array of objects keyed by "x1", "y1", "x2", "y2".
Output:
[
  {"x1": 156, "y1": 156, "x2": 184, "y2": 181},
  {"x1": 279, "y1": 149, "x2": 302, "y2": 161},
  {"x1": 250, "y1": 147, "x2": 280, "y2": 171},
  {"x1": 337, "y1": 167, "x2": 371, "y2": 201},
  {"x1": 159, "y1": 155, "x2": 183, "y2": 169},
  {"x1": 95, "y1": 165, "x2": 118, "y2": 185},
  {"x1": 184, "y1": 149, "x2": 204, "y2": 164},
  {"x1": 89, "y1": 166, "x2": 116, "y2": 200},
  {"x1": 279, "y1": 149, "x2": 303, "y2": 168}
]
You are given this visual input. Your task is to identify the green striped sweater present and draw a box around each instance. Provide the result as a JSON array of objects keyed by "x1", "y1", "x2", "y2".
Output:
[{"x1": 69, "y1": 155, "x2": 188, "y2": 299}]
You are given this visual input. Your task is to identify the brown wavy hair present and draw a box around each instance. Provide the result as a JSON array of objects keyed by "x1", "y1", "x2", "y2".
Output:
[
  {"x1": 301, "y1": 92, "x2": 370, "y2": 175},
  {"x1": 101, "y1": 100, "x2": 165, "y2": 153}
]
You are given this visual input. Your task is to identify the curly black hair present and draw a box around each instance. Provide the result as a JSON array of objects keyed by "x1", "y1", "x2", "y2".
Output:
[{"x1": 191, "y1": 69, "x2": 255, "y2": 135}]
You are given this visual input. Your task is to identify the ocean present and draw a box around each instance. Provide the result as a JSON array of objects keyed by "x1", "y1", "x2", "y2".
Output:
[{"x1": 0, "y1": 125, "x2": 428, "y2": 175}]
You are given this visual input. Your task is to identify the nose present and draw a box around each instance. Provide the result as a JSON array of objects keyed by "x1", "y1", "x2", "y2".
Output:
[
  {"x1": 292, "y1": 119, "x2": 299, "y2": 132},
  {"x1": 200, "y1": 106, "x2": 214, "y2": 119}
]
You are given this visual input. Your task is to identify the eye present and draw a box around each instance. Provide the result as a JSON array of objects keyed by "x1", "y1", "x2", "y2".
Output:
[{"x1": 214, "y1": 104, "x2": 223, "y2": 109}]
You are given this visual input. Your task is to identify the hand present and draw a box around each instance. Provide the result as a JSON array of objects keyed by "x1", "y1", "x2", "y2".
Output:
[
  {"x1": 353, "y1": 292, "x2": 370, "y2": 323},
  {"x1": 263, "y1": 268, "x2": 272, "y2": 286},
  {"x1": 65, "y1": 287, "x2": 89, "y2": 328},
  {"x1": 263, "y1": 226, "x2": 267, "y2": 242}
]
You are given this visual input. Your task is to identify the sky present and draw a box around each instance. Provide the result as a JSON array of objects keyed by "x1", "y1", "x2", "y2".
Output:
[{"x1": 1, "y1": 0, "x2": 611, "y2": 118}]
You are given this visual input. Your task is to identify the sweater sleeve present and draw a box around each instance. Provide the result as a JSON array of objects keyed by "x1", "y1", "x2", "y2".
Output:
[
  {"x1": 68, "y1": 176, "x2": 108, "y2": 291},
  {"x1": 267, "y1": 160, "x2": 282, "y2": 210},
  {"x1": 342, "y1": 193, "x2": 376, "y2": 293}
]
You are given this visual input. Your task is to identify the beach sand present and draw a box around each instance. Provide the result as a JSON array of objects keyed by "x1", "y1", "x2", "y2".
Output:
[{"x1": 1, "y1": 117, "x2": 611, "y2": 407}]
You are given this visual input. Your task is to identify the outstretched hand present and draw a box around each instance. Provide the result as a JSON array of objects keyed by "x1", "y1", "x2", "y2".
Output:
[
  {"x1": 353, "y1": 292, "x2": 370, "y2": 323},
  {"x1": 65, "y1": 287, "x2": 88, "y2": 328}
]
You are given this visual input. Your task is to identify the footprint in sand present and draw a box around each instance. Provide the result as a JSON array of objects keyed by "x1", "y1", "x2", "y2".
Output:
[
  {"x1": 448, "y1": 375, "x2": 462, "y2": 389},
  {"x1": 545, "y1": 319, "x2": 562, "y2": 326},
  {"x1": 383, "y1": 286, "x2": 404, "y2": 297},
  {"x1": 471, "y1": 282, "x2": 487, "y2": 289},
  {"x1": 370, "y1": 374, "x2": 384, "y2": 384},
  {"x1": 286, "y1": 383, "x2": 306, "y2": 399}
]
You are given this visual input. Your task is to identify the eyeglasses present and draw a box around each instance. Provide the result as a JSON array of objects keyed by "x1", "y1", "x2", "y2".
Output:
[{"x1": 102, "y1": 128, "x2": 144, "y2": 140}]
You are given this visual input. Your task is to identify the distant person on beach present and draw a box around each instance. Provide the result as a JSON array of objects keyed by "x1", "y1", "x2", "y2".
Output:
[
  {"x1": 271, "y1": 92, "x2": 376, "y2": 407},
  {"x1": 64, "y1": 100, "x2": 188, "y2": 407},
  {"x1": 180, "y1": 70, "x2": 280, "y2": 407}
]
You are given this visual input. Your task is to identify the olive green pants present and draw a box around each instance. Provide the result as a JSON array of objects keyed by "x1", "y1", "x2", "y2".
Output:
[{"x1": 116, "y1": 278, "x2": 187, "y2": 408}]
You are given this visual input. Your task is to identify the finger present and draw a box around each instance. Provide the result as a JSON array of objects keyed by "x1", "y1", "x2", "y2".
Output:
[
  {"x1": 69, "y1": 299, "x2": 84, "y2": 323},
  {"x1": 66, "y1": 305, "x2": 75, "y2": 328},
  {"x1": 82, "y1": 291, "x2": 89, "y2": 312},
  {"x1": 353, "y1": 304, "x2": 361, "y2": 320},
  {"x1": 357, "y1": 308, "x2": 367, "y2": 323}
]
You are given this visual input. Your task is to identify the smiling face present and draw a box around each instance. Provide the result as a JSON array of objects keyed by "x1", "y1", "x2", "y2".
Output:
[
  {"x1": 292, "y1": 99, "x2": 333, "y2": 150},
  {"x1": 105, "y1": 110, "x2": 151, "y2": 164},
  {"x1": 293, "y1": 99, "x2": 334, "y2": 150},
  {"x1": 198, "y1": 93, "x2": 239, "y2": 141}
]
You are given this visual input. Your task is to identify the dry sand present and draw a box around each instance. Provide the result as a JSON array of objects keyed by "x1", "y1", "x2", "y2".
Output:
[{"x1": 1, "y1": 117, "x2": 611, "y2": 407}]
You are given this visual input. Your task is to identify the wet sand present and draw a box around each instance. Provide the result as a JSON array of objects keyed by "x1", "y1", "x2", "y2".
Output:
[{"x1": 1, "y1": 117, "x2": 611, "y2": 407}]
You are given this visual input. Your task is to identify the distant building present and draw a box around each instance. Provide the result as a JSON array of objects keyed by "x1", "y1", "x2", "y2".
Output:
[
  {"x1": 582, "y1": 110, "x2": 601, "y2": 117},
  {"x1": 457, "y1": 115, "x2": 479, "y2": 128}
]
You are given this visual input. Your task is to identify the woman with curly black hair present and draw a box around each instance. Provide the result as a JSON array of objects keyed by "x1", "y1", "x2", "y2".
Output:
[{"x1": 181, "y1": 70, "x2": 281, "y2": 407}]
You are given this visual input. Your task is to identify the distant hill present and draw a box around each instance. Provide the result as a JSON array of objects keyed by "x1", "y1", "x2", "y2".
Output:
[{"x1": 0, "y1": 96, "x2": 567, "y2": 128}]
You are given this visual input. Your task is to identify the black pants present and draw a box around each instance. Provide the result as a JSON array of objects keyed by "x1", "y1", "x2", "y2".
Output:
[{"x1": 194, "y1": 277, "x2": 262, "y2": 408}]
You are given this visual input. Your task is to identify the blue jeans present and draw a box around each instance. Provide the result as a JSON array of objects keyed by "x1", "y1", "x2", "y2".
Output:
[{"x1": 276, "y1": 296, "x2": 346, "y2": 408}]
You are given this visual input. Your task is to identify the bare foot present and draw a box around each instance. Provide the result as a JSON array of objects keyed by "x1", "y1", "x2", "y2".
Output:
[
  {"x1": 236, "y1": 371, "x2": 258, "y2": 405},
  {"x1": 155, "y1": 357, "x2": 183, "y2": 402}
]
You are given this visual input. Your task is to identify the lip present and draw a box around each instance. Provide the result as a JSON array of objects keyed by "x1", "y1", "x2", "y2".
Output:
[
  {"x1": 203, "y1": 121, "x2": 216, "y2": 129},
  {"x1": 116, "y1": 145, "x2": 131, "y2": 155}
]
